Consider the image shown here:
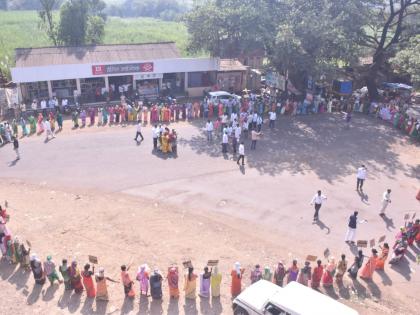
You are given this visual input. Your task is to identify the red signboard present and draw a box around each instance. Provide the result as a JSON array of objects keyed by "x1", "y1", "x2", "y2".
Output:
[{"x1": 92, "y1": 62, "x2": 154, "y2": 75}]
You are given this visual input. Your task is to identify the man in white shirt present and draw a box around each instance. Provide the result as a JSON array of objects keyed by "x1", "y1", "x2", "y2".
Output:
[
  {"x1": 256, "y1": 115, "x2": 263, "y2": 132},
  {"x1": 222, "y1": 131, "x2": 228, "y2": 153},
  {"x1": 310, "y1": 190, "x2": 327, "y2": 221},
  {"x1": 237, "y1": 141, "x2": 245, "y2": 166},
  {"x1": 379, "y1": 189, "x2": 391, "y2": 216},
  {"x1": 269, "y1": 111, "x2": 277, "y2": 129},
  {"x1": 134, "y1": 120, "x2": 144, "y2": 142},
  {"x1": 40, "y1": 99, "x2": 47, "y2": 109},
  {"x1": 252, "y1": 112, "x2": 258, "y2": 130},
  {"x1": 205, "y1": 120, "x2": 213, "y2": 141},
  {"x1": 152, "y1": 124, "x2": 159, "y2": 150},
  {"x1": 62, "y1": 98, "x2": 68, "y2": 107},
  {"x1": 250, "y1": 129, "x2": 262, "y2": 150},
  {"x1": 356, "y1": 165, "x2": 367, "y2": 190},
  {"x1": 44, "y1": 119, "x2": 55, "y2": 141},
  {"x1": 230, "y1": 112, "x2": 237, "y2": 123},
  {"x1": 31, "y1": 99, "x2": 38, "y2": 110}
]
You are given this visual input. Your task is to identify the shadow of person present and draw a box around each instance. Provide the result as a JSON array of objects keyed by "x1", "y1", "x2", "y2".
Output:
[
  {"x1": 366, "y1": 280, "x2": 381, "y2": 299},
  {"x1": 323, "y1": 285, "x2": 339, "y2": 300},
  {"x1": 42, "y1": 283, "x2": 60, "y2": 301},
  {"x1": 375, "y1": 269, "x2": 392, "y2": 286},
  {"x1": 7, "y1": 266, "x2": 30, "y2": 289},
  {"x1": 239, "y1": 165, "x2": 245, "y2": 175},
  {"x1": 380, "y1": 215, "x2": 395, "y2": 231},
  {"x1": 211, "y1": 297, "x2": 223, "y2": 315},
  {"x1": 150, "y1": 299, "x2": 163, "y2": 315},
  {"x1": 57, "y1": 289, "x2": 72, "y2": 309},
  {"x1": 138, "y1": 295, "x2": 150, "y2": 315},
  {"x1": 120, "y1": 297, "x2": 134, "y2": 315},
  {"x1": 350, "y1": 278, "x2": 367, "y2": 299},
  {"x1": 8, "y1": 158, "x2": 20, "y2": 167},
  {"x1": 27, "y1": 284, "x2": 43, "y2": 305},
  {"x1": 167, "y1": 297, "x2": 179, "y2": 315},
  {"x1": 346, "y1": 243, "x2": 359, "y2": 255},
  {"x1": 199, "y1": 296, "x2": 211, "y2": 314},
  {"x1": 357, "y1": 189, "x2": 369, "y2": 205},
  {"x1": 337, "y1": 283, "x2": 350, "y2": 300},
  {"x1": 390, "y1": 256, "x2": 412, "y2": 280},
  {"x1": 0, "y1": 260, "x2": 18, "y2": 280},
  {"x1": 80, "y1": 296, "x2": 95, "y2": 315},
  {"x1": 67, "y1": 292, "x2": 82, "y2": 313},
  {"x1": 409, "y1": 244, "x2": 420, "y2": 255},
  {"x1": 96, "y1": 300, "x2": 108, "y2": 315},
  {"x1": 313, "y1": 219, "x2": 331, "y2": 234},
  {"x1": 183, "y1": 298, "x2": 198, "y2": 315}
]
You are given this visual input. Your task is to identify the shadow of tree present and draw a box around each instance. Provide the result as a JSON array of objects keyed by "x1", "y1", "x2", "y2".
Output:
[{"x1": 179, "y1": 114, "x2": 416, "y2": 182}]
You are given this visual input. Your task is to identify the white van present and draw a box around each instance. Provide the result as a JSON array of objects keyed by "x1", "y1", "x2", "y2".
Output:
[
  {"x1": 233, "y1": 280, "x2": 359, "y2": 315},
  {"x1": 208, "y1": 91, "x2": 241, "y2": 105}
]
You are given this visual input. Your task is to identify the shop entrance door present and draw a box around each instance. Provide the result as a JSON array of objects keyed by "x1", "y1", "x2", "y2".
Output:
[{"x1": 108, "y1": 75, "x2": 133, "y2": 101}]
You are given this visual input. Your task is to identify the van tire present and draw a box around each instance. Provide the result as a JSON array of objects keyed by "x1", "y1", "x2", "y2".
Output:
[{"x1": 234, "y1": 305, "x2": 249, "y2": 315}]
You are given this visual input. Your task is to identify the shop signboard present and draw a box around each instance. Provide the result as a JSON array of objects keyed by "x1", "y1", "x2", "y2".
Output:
[{"x1": 92, "y1": 62, "x2": 154, "y2": 75}]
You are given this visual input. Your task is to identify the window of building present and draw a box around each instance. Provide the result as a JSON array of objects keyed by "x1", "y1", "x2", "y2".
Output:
[
  {"x1": 80, "y1": 77, "x2": 106, "y2": 103},
  {"x1": 52, "y1": 79, "x2": 77, "y2": 99},
  {"x1": 188, "y1": 71, "x2": 216, "y2": 88},
  {"x1": 20, "y1": 81, "x2": 49, "y2": 103}
]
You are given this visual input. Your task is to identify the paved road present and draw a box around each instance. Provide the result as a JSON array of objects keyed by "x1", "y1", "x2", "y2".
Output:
[{"x1": 1, "y1": 113, "x2": 419, "y2": 305}]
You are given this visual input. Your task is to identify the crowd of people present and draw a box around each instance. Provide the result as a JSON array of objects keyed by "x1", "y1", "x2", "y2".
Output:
[{"x1": 1, "y1": 201, "x2": 419, "y2": 307}]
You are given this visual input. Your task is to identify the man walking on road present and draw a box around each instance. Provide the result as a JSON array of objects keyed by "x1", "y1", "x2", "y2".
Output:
[
  {"x1": 134, "y1": 120, "x2": 144, "y2": 142},
  {"x1": 345, "y1": 211, "x2": 358, "y2": 245},
  {"x1": 13, "y1": 136, "x2": 20, "y2": 160},
  {"x1": 269, "y1": 110, "x2": 276, "y2": 129},
  {"x1": 310, "y1": 190, "x2": 327, "y2": 221},
  {"x1": 380, "y1": 189, "x2": 391, "y2": 216},
  {"x1": 251, "y1": 130, "x2": 262, "y2": 150},
  {"x1": 356, "y1": 165, "x2": 367, "y2": 190},
  {"x1": 237, "y1": 142, "x2": 245, "y2": 166},
  {"x1": 44, "y1": 119, "x2": 55, "y2": 141}
]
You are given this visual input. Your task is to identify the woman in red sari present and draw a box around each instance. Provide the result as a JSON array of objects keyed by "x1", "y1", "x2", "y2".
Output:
[
  {"x1": 311, "y1": 260, "x2": 323, "y2": 289},
  {"x1": 360, "y1": 249, "x2": 378, "y2": 280},
  {"x1": 151, "y1": 105, "x2": 158, "y2": 123},
  {"x1": 375, "y1": 243, "x2": 389, "y2": 270},
  {"x1": 322, "y1": 257, "x2": 336, "y2": 287},
  {"x1": 231, "y1": 262, "x2": 245, "y2": 297},
  {"x1": 82, "y1": 263, "x2": 96, "y2": 298}
]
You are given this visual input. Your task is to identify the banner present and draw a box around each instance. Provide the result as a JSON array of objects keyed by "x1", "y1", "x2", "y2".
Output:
[{"x1": 92, "y1": 62, "x2": 154, "y2": 75}]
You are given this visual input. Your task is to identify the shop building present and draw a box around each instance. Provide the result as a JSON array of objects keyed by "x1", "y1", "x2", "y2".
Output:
[{"x1": 11, "y1": 42, "x2": 222, "y2": 105}]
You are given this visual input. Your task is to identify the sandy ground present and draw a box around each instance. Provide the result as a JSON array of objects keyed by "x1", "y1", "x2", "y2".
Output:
[{"x1": 0, "y1": 113, "x2": 419, "y2": 315}]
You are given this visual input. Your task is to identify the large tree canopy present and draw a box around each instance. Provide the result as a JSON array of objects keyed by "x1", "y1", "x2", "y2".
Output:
[{"x1": 185, "y1": 0, "x2": 420, "y2": 98}]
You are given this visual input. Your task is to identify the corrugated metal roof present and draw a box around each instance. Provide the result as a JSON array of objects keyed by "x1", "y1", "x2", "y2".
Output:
[
  {"x1": 219, "y1": 59, "x2": 247, "y2": 72},
  {"x1": 15, "y1": 42, "x2": 181, "y2": 68}
]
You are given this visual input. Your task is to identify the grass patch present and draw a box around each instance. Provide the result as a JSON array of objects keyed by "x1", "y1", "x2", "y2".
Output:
[{"x1": 0, "y1": 11, "x2": 197, "y2": 75}]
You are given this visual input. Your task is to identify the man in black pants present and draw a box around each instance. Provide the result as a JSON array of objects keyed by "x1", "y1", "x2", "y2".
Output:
[
  {"x1": 134, "y1": 120, "x2": 144, "y2": 142},
  {"x1": 310, "y1": 190, "x2": 327, "y2": 221},
  {"x1": 237, "y1": 142, "x2": 245, "y2": 166}
]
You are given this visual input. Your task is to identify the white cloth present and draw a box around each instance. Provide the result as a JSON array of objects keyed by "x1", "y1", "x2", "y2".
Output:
[
  {"x1": 380, "y1": 200, "x2": 389, "y2": 213},
  {"x1": 152, "y1": 127, "x2": 159, "y2": 138},
  {"x1": 62, "y1": 99, "x2": 68, "y2": 106},
  {"x1": 238, "y1": 144, "x2": 245, "y2": 155},
  {"x1": 222, "y1": 133, "x2": 228, "y2": 144},
  {"x1": 345, "y1": 227, "x2": 356, "y2": 242},
  {"x1": 357, "y1": 167, "x2": 367, "y2": 180},
  {"x1": 382, "y1": 191, "x2": 391, "y2": 202},
  {"x1": 206, "y1": 122, "x2": 213, "y2": 132},
  {"x1": 311, "y1": 194, "x2": 326, "y2": 205},
  {"x1": 40, "y1": 100, "x2": 47, "y2": 109},
  {"x1": 234, "y1": 126, "x2": 241, "y2": 139},
  {"x1": 136, "y1": 123, "x2": 142, "y2": 133},
  {"x1": 269, "y1": 112, "x2": 276, "y2": 120}
]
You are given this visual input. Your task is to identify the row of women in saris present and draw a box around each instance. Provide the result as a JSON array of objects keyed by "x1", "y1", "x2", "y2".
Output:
[{"x1": 7, "y1": 112, "x2": 63, "y2": 138}]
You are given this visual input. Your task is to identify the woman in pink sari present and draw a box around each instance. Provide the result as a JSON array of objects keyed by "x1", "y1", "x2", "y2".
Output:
[
  {"x1": 37, "y1": 113, "x2": 44, "y2": 133},
  {"x1": 136, "y1": 264, "x2": 149, "y2": 296},
  {"x1": 218, "y1": 103, "x2": 223, "y2": 117},
  {"x1": 151, "y1": 105, "x2": 158, "y2": 123}
]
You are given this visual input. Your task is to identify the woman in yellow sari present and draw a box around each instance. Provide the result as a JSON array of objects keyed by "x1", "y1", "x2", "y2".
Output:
[{"x1": 184, "y1": 267, "x2": 197, "y2": 299}]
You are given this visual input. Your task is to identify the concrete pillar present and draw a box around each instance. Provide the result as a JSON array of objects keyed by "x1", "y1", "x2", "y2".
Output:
[
  {"x1": 105, "y1": 76, "x2": 109, "y2": 91},
  {"x1": 184, "y1": 72, "x2": 188, "y2": 92},
  {"x1": 132, "y1": 76, "x2": 136, "y2": 90},
  {"x1": 76, "y1": 78, "x2": 81, "y2": 95},
  {"x1": 47, "y1": 81, "x2": 53, "y2": 98}
]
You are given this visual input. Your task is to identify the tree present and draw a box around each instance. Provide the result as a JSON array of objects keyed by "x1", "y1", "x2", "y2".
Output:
[
  {"x1": 357, "y1": 0, "x2": 420, "y2": 100},
  {"x1": 85, "y1": 15, "x2": 106, "y2": 44},
  {"x1": 390, "y1": 34, "x2": 420, "y2": 87},
  {"x1": 57, "y1": 0, "x2": 106, "y2": 46},
  {"x1": 38, "y1": 0, "x2": 60, "y2": 45},
  {"x1": 184, "y1": 0, "x2": 278, "y2": 57}
]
